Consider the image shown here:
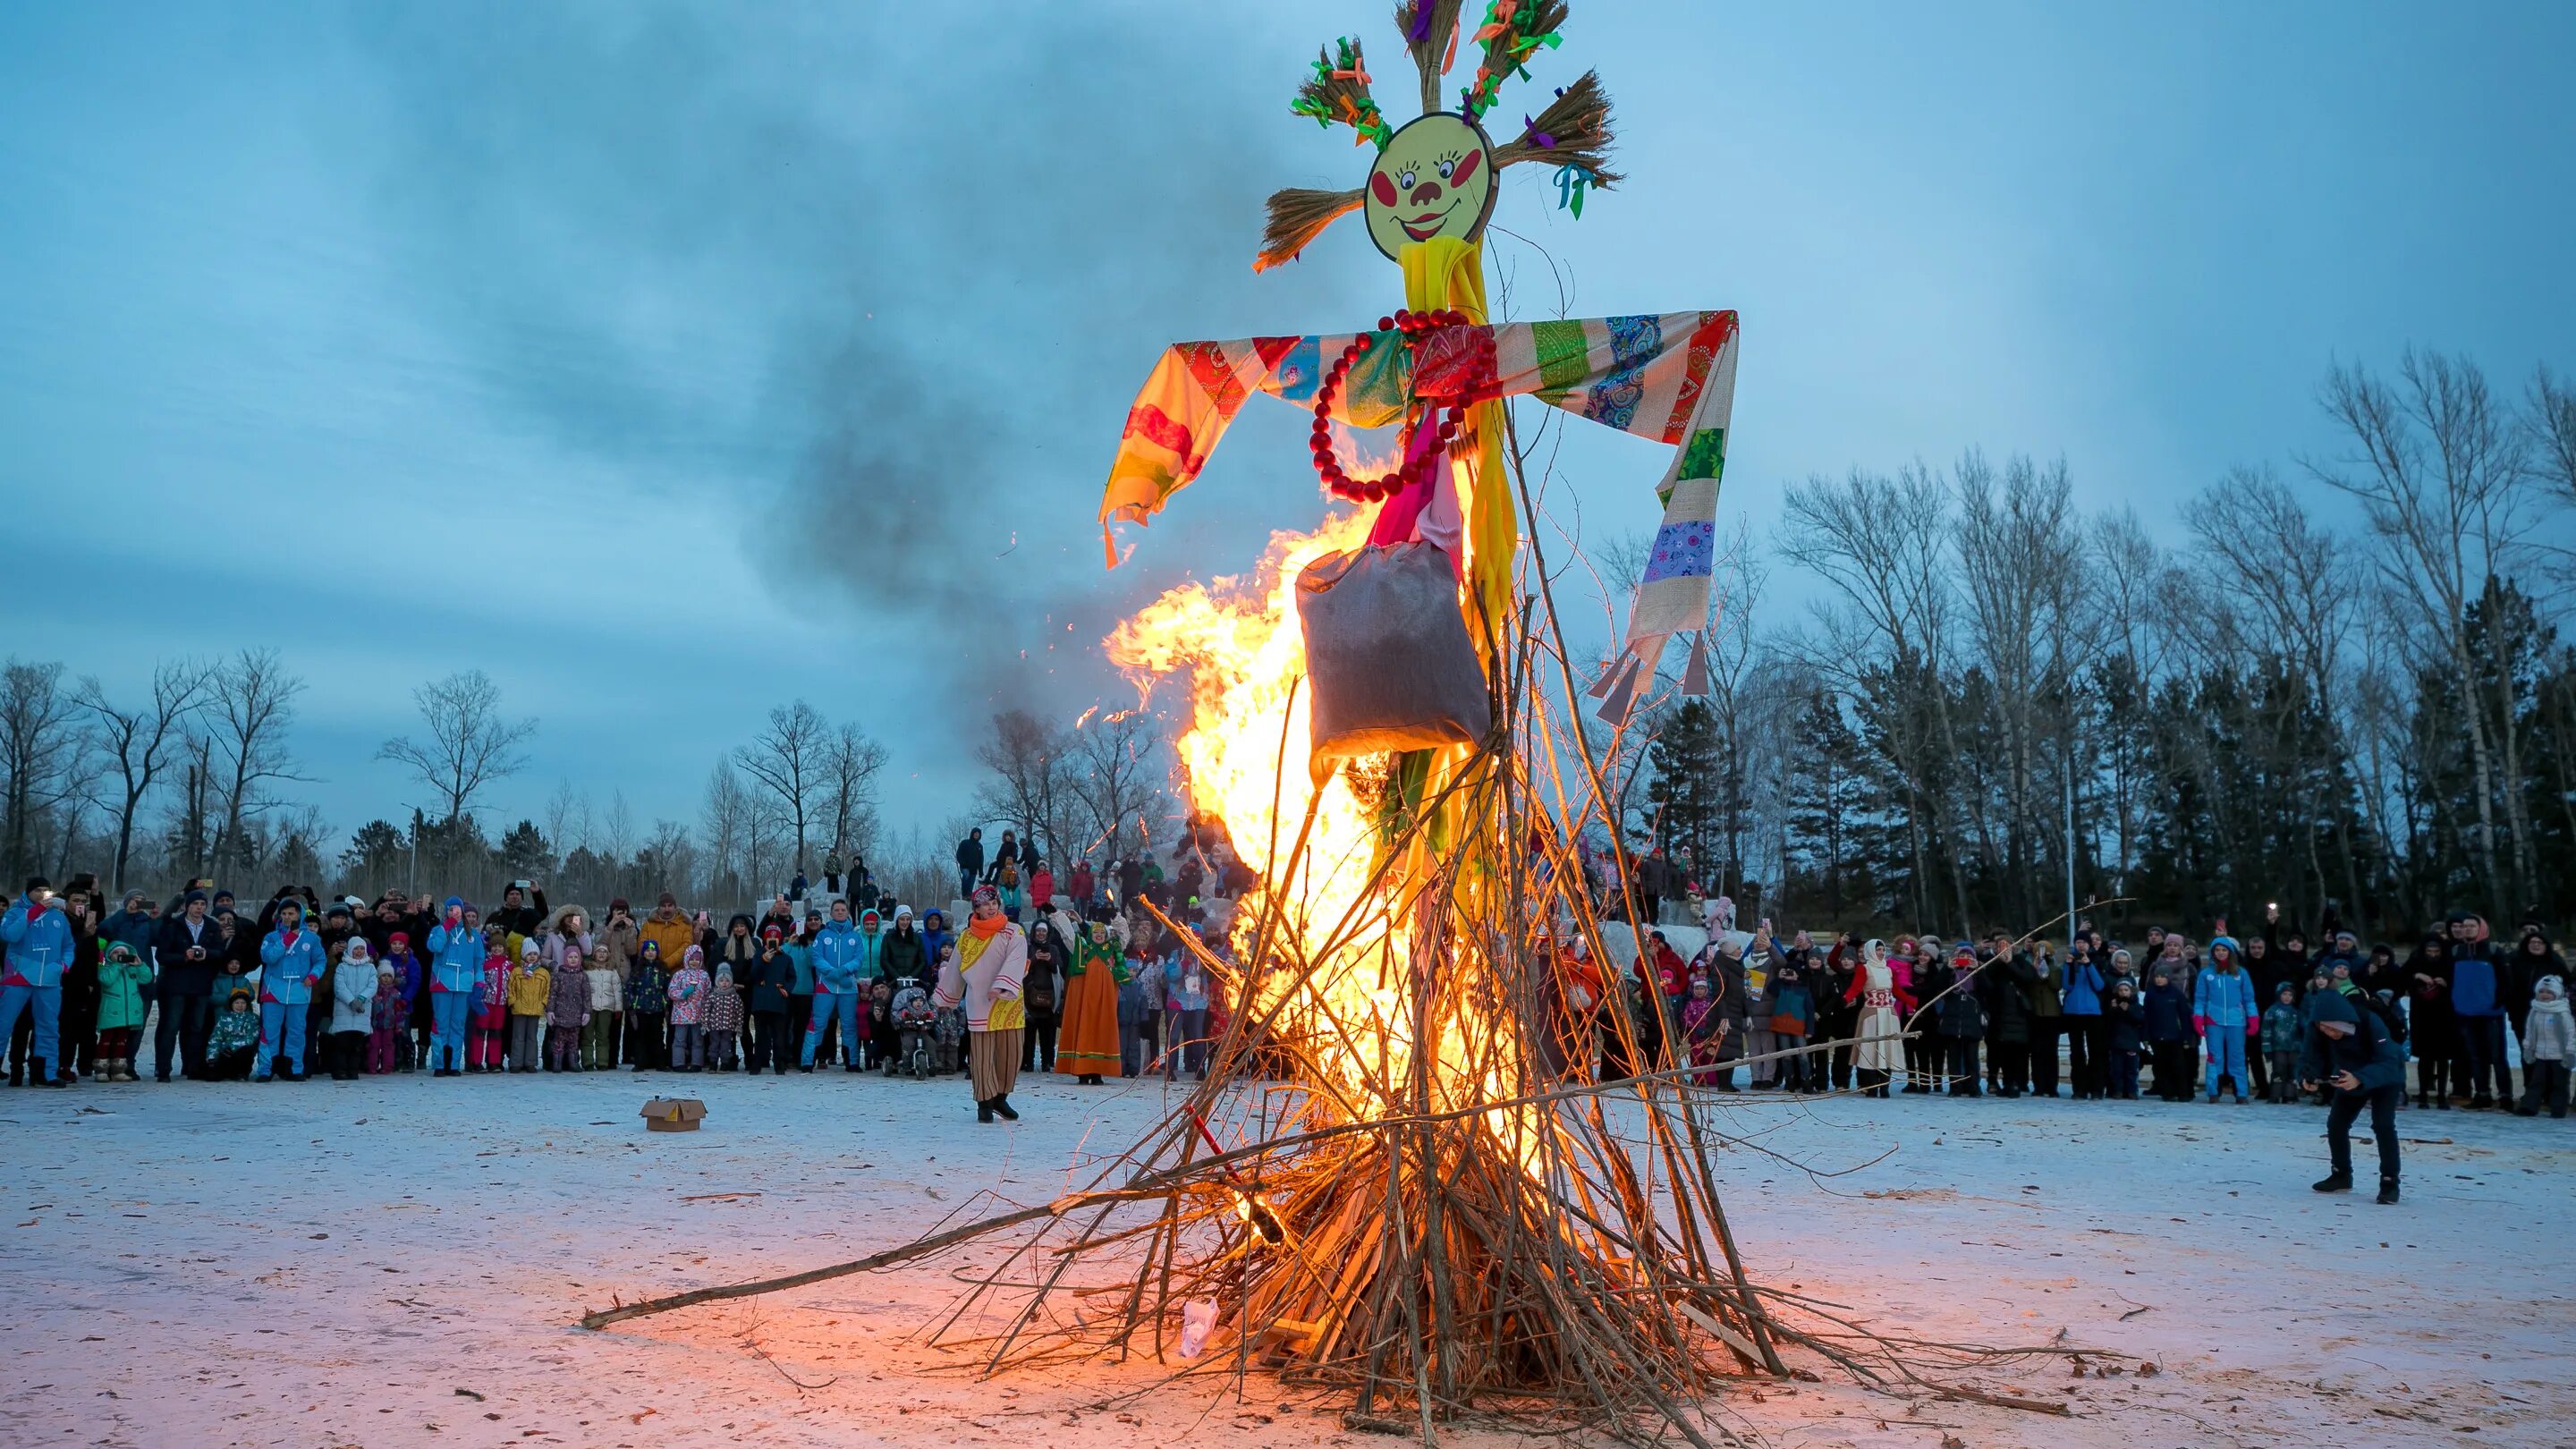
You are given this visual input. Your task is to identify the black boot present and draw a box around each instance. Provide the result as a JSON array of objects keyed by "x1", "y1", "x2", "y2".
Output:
[
  {"x1": 993, "y1": 1095, "x2": 1020, "y2": 1121},
  {"x1": 2376, "y1": 1177, "x2": 2400, "y2": 1205},
  {"x1": 977, "y1": 1099, "x2": 996, "y2": 1123},
  {"x1": 2312, "y1": 1170, "x2": 2353, "y2": 1193}
]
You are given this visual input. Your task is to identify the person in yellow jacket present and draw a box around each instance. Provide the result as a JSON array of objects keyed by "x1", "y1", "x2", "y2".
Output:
[{"x1": 505, "y1": 941, "x2": 550, "y2": 1074}]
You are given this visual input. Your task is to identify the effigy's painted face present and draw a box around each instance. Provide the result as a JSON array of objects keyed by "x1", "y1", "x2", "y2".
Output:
[{"x1": 1363, "y1": 112, "x2": 1496, "y2": 261}]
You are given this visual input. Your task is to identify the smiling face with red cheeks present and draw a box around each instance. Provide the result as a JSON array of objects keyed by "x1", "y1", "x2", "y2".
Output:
[{"x1": 1362, "y1": 112, "x2": 1498, "y2": 262}]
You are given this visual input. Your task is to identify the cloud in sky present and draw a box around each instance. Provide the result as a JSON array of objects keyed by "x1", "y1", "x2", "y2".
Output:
[{"x1": 3, "y1": 1, "x2": 2572, "y2": 852}]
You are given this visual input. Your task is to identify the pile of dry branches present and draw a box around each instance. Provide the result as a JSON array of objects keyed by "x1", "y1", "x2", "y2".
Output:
[{"x1": 580, "y1": 429, "x2": 2086, "y2": 1444}]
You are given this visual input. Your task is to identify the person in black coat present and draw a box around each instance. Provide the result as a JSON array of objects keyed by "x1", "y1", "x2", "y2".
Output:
[
  {"x1": 1981, "y1": 936, "x2": 2038, "y2": 1097},
  {"x1": 488, "y1": 882, "x2": 551, "y2": 941},
  {"x1": 741, "y1": 934, "x2": 795, "y2": 1074},
  {"x1": 152, "y1": 892, "x2": 225, "y2": 1080},
  {"x1": 2103, "y1": 977, "x2": 2146, "y2": 1099}
]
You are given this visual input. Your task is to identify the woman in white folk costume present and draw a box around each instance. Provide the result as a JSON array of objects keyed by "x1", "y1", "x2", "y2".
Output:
[
  {"x1": 936, "y1": 885, "x2": 1029, "y2": 1123},
  {"x1": 1844, "y1": 938, "x2": 1914, "y2": 1100}
]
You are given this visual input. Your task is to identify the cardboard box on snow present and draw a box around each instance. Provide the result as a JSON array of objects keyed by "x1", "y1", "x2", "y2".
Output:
[{"x1": 640, "y1": 1097, "x2": 708, "y2": 1132}]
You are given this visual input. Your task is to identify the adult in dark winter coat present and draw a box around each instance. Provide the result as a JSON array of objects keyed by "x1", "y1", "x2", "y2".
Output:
[
  {"x1": 2300, "y1": 989, "x2": 2408, "y2": 1204},
  {"x1": 1982, "y1": 938, "x2": 2038, "y2": 1097},
  {"x1": 2402, "y1": 932, "x2": 2456, "y2": 1107},
  {"x1": 879, "y1": 907, "x2": 929, "y2": 985},
  {"x1": 152, "y1": 892, "x2": 225, "y2": 1080},
  {"x1": 954, "y1": 828, "x2": 986, "y2": 898},
  {"x1": 488, "y1": 882, "x2": 551, "y2": 941}
]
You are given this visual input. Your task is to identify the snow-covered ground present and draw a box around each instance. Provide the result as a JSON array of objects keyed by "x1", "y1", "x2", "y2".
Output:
[{"x1": 4, "y1": 1068, "x2": 2569, "y2": 1448}]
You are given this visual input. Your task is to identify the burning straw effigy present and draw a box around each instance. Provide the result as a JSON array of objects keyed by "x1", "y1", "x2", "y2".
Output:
[{"x1": 583, "y1": 7, "x2": 2088, "y2": 1440}]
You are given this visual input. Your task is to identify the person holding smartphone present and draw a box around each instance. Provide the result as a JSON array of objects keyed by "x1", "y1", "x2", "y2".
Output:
[{"x1": 1, "y1": 878, "x2": 79, "y2": 1087}]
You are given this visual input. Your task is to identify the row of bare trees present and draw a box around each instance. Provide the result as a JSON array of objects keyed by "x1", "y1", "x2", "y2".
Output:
[{"x1": 1623, "y1": 350, "x2": 2576, "y2": 939}]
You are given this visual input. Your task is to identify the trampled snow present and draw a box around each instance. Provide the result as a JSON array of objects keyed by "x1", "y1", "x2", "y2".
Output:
[{"x1": 3, "y1": 1068, "x2": 2567, "y2": 1447}]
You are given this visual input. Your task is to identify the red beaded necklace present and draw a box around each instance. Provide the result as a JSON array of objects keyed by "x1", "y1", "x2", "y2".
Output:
[{"x1": 1309, "y1": 308, "x2": 1500, "y2": 504}]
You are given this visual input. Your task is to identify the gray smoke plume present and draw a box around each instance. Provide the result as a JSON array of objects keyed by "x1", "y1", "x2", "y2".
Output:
[{"x1": 344, "y1": 4, "x2": 1381, "y2": 728}]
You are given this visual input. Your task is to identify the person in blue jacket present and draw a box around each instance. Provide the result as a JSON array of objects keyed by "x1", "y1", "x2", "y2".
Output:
[
  {"x1": 803, "y1": 902, "x2": 867, "y2": 1072},
  {"x1": 254, "y1": 898, "x2": 326, "y2": 1080},
  {"x1": 2446, "y1": 913, "x2": 2511, "y2": 1108},
  {"x1": 2194, "y1": 936, "x2": 2259, "y2": 1103},
  {"x1": 425, "y1": 897, "x2": 482, "y2": 1077},
  {"x1": 0, "y1": 877, "x2": 79, "y2": 1088},
  {"x1": 2060, "y1": 937, "x2": 2108, "y2": 1100}
]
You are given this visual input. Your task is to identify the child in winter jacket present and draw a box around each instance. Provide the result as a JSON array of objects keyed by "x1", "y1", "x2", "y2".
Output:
[
  {"x1": 469, "y1": 938, "x2": 511, "y2": 1072},
  {"x1": 369, "y1": 961, "x2": 404, "y2": 1072},
  {"x1": 91, "y1": 944, "x2": 154, "y2": 1082},
  {"x1": 505, "y1": 942, "x2": 550, "y2": 1074},
  {"x1": 2103, "y1": 979, "x2": 2145, "y2": 1099},
  {"x1": 327, "y1": 938, "x2": 377, "y2": 1081},
  {"x1": 582, "y1": 944, "x2": 621, "y2": 1070},
  {"x1": 891, "y1": 976, "x2": 937, "y2": 1078},
  {"x1": 1767, "y1": 960, "x2": 1816, "y2": 1091},
  {"x1": 934, "y1": 944, "x2": 969, "y2": 1073},
  {"x1": 1680, "y1": 976, "x2": 1722, "y2": 1086},
  {"x1": 208, "y1": 987, "x2": 260, "y2": 1080},
  {"x1": 545, "y1": 941, "x2": 589, "y2": 1072},
  {"x1": 867, "y1": 979, "x2": 894, "y2": 1070},
  {"x1": 701, "y1": 964, "x2": 744, "y2": 1072},
  {"x1": 1936, "y1": 945, "x2": 1986, "y2": 1097},
  {"x1": 2517, "y1": 974, "x2": 2572, "y2": 1119},
  {"x1": 2261, "y1": 985, "x2": 2306, "y2": 1104},
  {"x1": 666, "y1": 945, "x2": 711, "y2": 1071},
  {"x1": 380, "y1": 932, "x2": 422, "y2": 1073},
  {"x1": 625, "y1": 940, "x2": 670, "y2": 1071}
]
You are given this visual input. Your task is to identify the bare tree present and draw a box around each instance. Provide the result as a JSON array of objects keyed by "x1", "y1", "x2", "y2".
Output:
[
  {"x1": 2529, "y1": 364, "x2": 2576, "y2": 518},
  {"x1": 2309, "y1": 350, "x2": 2538, "y2": 909},
  {"x1": 377, "y1": 669, "x2": 538, "y2": 826},
  {"x1": 543, "y1": 778, "x2": 590, "y2": 859},
  {"x1": 73, "y1": 658, "x2": 212, "y2": 892},
  {"x1": 698, "y1": 761, "x2": 757, "y2": 904},
  {"x1": 208, "y1": 648, "x2": 309, "y2": 884},
  {"x1": 732, "y1": 701, "x2": 830, "y2": 877},
  {"x1": 973, "y1": 709, "x2": 1077, "y2": 865},
  {"x1": 1780, "y1": 463, "x2": 1972, "y2": 931},
  {"x1": 819, "y1": 721, "x2": 890, "y2": 868},
  {"x1": 0, "y1": 659, "x2": 85, "y2": 883},
  {"x1": 1072, "y1": 710, "x2": 1165, "y2": 860}
]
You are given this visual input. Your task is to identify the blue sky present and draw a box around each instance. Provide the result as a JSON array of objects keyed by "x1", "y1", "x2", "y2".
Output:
[{"x1": 4, "y1": 2, "x2": 2571, "y2": 853}]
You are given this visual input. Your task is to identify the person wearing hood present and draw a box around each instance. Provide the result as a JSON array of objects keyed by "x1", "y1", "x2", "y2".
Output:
[
  {"x1": 207, "y1": 985, "x2": 262, "y2": 1081},
  {"x1": 920, "y1": 910, "x2": 954, "y2": 973},
  {"x1": 2260, "y1": 982, "x2": 2306, "y2": 1104},
  {"x1": 1843, "y1": 938, "x2": 1915, "y2": 1099},
  {"x1": 2193, "y1": 935, "x2": 2258, "y2": 1103},
  {"x1": 1021, "y1": 918, "x2": 1064, "y2": 1074},
  {"x1": 665, "y1": 945, "x2": 711, "y2": 1072},
  {"x1": 253, "y1": 897, "x2": 326, "y2": 1081},
  {"x1": 702, "y1": 960, "x2": 744, "y2": 1072},
  {"x1": 325, "y1": 937, "x2": 377, "y2": 1081},
  {"x1": 2509, "y1": 931, "x2": 2565, "y2": 1086},
  {"x1": 741, "y1": 929, "x2": 794, "y2": 1074},
  {"x1": 545, "y1": 933, "x2": 590, "y2": 1071},
  {"x1": 1, "y1": 878, "x2": 80, "y2": 1088},
  {"x1": 380, "y1": 931, "x2": 422, "y2": 1072},
  {"x1": 369, "y1": 952, "x2": 408, "y2": 1073},
  {"x1": 934, "y1": 885, "x2": 1030, "y2": 1123},
  {"x1": 806, "y1": 901, "x2": 868, "y2": 1072},
  {"x1": 2516, "y1": 973, "x2": 2572, "y2": 1118},
  {"x1": 92, "y1": 943, "x2": 154, "y2": 1083},
  {"x1": 2299, "y1": 987, "x2": 2408, "y2": 1204},
  {"x1": 2103, "y1": 976, "x2": 2146, "y2": 1099},
  {"x1": 879, "y1": 905, "x2": 928, "y2": 985},
  {"x1": 2446, "y1": 913, "x2": 2511, "y2": 1108},
  {"x1": 424, "y1": 898, "x2": 481, "y2": 1077}
]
